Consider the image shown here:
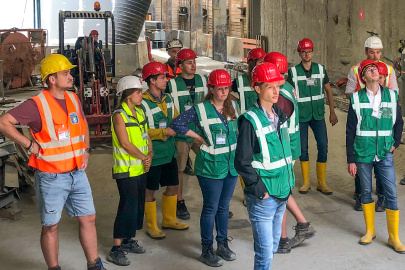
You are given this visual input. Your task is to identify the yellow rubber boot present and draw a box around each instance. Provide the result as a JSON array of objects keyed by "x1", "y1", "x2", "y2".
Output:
[
  {"x1": 386, "y1": 209, "x2": 405, "y2": 253},
  {"x1": 145, "y1": 201, "x2": 166, "y2": 240},
  {"x1": 299, "y1": 161, "x2": 311, "y2": 194},
  {"x1": 360, "y1": 202, "x2": 376, "y2": 245},
  {"x1": 316, "y1": 162, "x2": 333, "y2": 195},
  {"x1": 239, "y1": 176, "x2": 246, "y2": 206},
  {"x1": 162, "y1": 194, "x2": 189, "y2": 230}
]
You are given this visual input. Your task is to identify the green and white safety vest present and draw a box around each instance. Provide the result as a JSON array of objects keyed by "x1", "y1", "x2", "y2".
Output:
[
  {"x1": 168, "y1": 74, "x2": 208, "y2": 142},
  {"x1": 289, "y1": 63, "x2": 326, "y2": 122},
  {"x1": 351, "y1": 87, "x2": 397, "y2": 163},
  {"x1": 194, "y1": 101, "x2": 239, "y2": 179},
  {"x1": 141, "y1": 93, "x2": 176, "y2": 167},
  {"x1": 236, "y1": 73, "x2": 258, "y2": 114},
  {"x1": 280, "y1": 82, "x2": 301, "y2": 160},
  {"x1": 241, "y1": 106, "x2": 295, "y2": 199},
  {"x1": 112, "y1": 102, "x2": 149, "y2": 179}
]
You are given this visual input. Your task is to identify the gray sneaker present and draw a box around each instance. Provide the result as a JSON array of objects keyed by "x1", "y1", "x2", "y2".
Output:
[
  {"x1": 107, "y1": 248, "x2": 130, "y2": 266},
  {"x1": 88, "y1": 257, "x2": 108, "y2": 270},
  {"x1": 121, "y1": 239, "x2": 146, "y2": 254}
]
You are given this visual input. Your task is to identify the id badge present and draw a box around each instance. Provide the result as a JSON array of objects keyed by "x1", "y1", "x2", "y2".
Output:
[
  {"x1": 372, "y1": 109, "x2": 382, "y2": 119},
  {"x1": 306, "y1": 79, "x2": 315, "y2": 86},
  {"x1": 142, "y1": 132, "x2": 148, "y2": 140},
  {"x1": 58, "y1": 126, "x2": 70, "y2": 141},
  {"x1": 69, "y1": 112, "x2": 79, "y2": 124},
  {"x1": 216, "y1": 134, "x2": 226, "y2": 145},
  {"x1": 159, "y1": 119, "x2": 167, "y2": 128}
]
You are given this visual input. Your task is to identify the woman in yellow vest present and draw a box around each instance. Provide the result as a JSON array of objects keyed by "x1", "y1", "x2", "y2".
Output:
[
  {"x1": 107, "y1": 76, "x2": 153, "y2": 266},
  {"x1": 171, "y1": 69, "x2": 239, "y2": 267}
]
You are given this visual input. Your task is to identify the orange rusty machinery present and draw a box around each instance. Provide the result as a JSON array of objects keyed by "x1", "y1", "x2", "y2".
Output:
[
  {"x1": 59, "y1": 10, "x2": 115, "y2": 142},
  {"x1": 0, "y1": 28, "x2": 46, "y2": 89}
]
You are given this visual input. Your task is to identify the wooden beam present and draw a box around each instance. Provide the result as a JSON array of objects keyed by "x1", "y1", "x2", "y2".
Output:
[{"x1": 190, "y1": 0, "x2": 203, "y2": 55}]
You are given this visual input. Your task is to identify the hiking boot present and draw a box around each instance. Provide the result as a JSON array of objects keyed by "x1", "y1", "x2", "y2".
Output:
[
  {"x1": 216, "y1": 237, "x2": 236, "y2": 261},
  {"x1": 400, "y1": 176, "x2": 405, "y2": 185},
  {"x1": 107, "y1": 247, "x2": 130, "y2": 266},
  {"x1": 200, "y1": 244, "x2": 224, "y2": 267},
  {"x1": 375, "y1": 195, "x2": 386, "y2": 212},
  {"x1": 289, "y1": 222, "x2": 316, "y2": 248},
  {"x1": 88, "y1": 257, "x2": 108, "y2": 269},
  {"x1": 228, "y1": 211, "x2": 233, "y2": 219},
  {"x1": 276, "y1": 237, "x2": 291, "y2": 254},
  {"x1": 177, "y1": 200, "x2": 190, "y2": 220},
  {"x1": 121, "y1": 239, "x2": 146, "y2": 254},
  {"x1": 184, "y1": 157, "x2": 195, "y2": 176},
  {"x1": 354, "y1": 194, "x2": 363, "y2": 211}
]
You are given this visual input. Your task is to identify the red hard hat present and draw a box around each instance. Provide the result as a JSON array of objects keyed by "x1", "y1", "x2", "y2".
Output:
[
  {"x1": 207, "y1": 69, "x2": 232, "y2": 87},
  {"x1": 297, "y1": 38, "x2": 314, "y2": 52},
  {"x1": 175, "y1": 48, "x2": 197, "y2": 67},
  {"x1": 359, "y1": 59, "x2": 378, "y2": 83},
  {"x1": 247, "y1": 48, "x2": 266, "y2": 62},
  {"x1": 264, "y1": 52, "x2": 288, "y2": 73},
  {"x1": 376, "y1": 62, "x2": 388, "y2": 76},
  {"x1": 142, "y1": 61, "x2": 168, "y2": 80},
  {"x1": 251, "y1": 63, "x2": 284, "y2": 87},
  {"x1": 90, "y1": 30, "x2": 99, "y2": 36}
]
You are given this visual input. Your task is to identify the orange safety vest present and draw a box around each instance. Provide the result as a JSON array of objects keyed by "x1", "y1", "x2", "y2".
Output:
[
  {"x1": 166, "y1": 64, "x2": 182, "y2": 80},
  {"x1": 352, "y1": 61, "x2": 393, "y2": 92},
  {"x1": 28, "y1": 90, "x2": 87, "y2": 173}
]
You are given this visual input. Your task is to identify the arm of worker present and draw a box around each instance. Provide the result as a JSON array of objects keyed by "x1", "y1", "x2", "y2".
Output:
[
  {"x1": 234, "y1": 116, "x2": 268, "y2": 199},
  {"x1": 170, "y1": 107, "x2": 207, "y2": 146},
  {"x1": 0, "y1": 113, "x2": 41, "y2": 155},
  {"x1": 324, "y1": 82, "x2": 338, "y2": 126},
  {"x1": 81, "y1": 117, "x2": 90, "y2": 170},
  {"x1": 346, "y1": 100, "x2": 358, "y2": 177},
  {"x1": 389, "y1": 69, "x2": 399, "y2": 92},
  {"x1": 391, "y1": 102, "x2": 404, "y2": 152},
  {"x1": 345, "y1": 68, "x2": 357, "y2": 99}
]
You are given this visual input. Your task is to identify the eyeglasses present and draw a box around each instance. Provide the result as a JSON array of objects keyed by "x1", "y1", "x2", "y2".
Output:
[
  {"x1": 365, "y1": 67, "x2": 378, "y2": 74},
  {"x1": 300, "y1": 51, "x2": 313, "y2": 55}
]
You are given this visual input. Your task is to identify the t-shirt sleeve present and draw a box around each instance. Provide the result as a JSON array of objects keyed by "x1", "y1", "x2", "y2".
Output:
[
  {"x1": 287, "y1": 69, "x2": 294, "y2": 86},
  {"x1": 7, "y1": 99, "x2": 42, "y2": 134},
  {"x1": 345, "y1": 67, "x2": 358, "y2": 94},
  {"x1": 323, "y1": 67, "x2": 330, "y2": 84}
]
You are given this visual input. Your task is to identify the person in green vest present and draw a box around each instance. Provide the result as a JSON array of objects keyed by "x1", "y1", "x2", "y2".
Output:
[
  {"x1": 166, "y1": 48, "x2": 208, "y2": 220},
  {"x1": 346, "y1": 59, "x2": 404, "y2": 253},
  {"x1": 171, "y1": 69, "x2": 239, "y2": 267},
  {"x1": 231, "y1": 47, "x2": 266, "y2": 206},
  {"x1": 265, "y1": 52, "x2": 316, "y2": 254},
  {"x1": 108, "y1": 76, "x2": 152, "y2": 266},
  {"x1": 287, "y1": 38, "x2": 338, "y2": 195},
  {"x1": 140, "y1": 62, "x2": 189, "y2": 240},
  {"x1": 234, "y1": 62, "x2": 295, "y2": 270}
]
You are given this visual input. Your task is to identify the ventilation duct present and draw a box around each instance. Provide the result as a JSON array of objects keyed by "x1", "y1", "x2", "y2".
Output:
[{"x1": 114, "y1": 0, "x2": 152, "y2": 44}]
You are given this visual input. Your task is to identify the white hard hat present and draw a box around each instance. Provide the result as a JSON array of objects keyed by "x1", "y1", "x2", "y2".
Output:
[
  {"x1": 166, "y1": 39, "x2": 183, "y2": 49},
  {"x1": 116, "y1": 76, "x2": 146, "y2": 96},
  {"x1": 364, "y1": 36, "x2": 383, "y2": 49}
]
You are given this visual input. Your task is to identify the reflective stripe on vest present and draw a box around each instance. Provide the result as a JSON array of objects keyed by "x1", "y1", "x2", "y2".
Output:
[
  {"x1": 141, "y1": 97, "x2": 175, "y2": 129},
  {"x1": 290, "y1": 65, "x2": 324, "y2": 103},
  {"x1": 169, "y1": 75, "x2": 207, "y2": 112},
  {"x1": 28, "y1": 90, "x2": 87, "y2": 173},
  {"x1": 353, "y1": 64, "x2": 365, "y2": 91},
  {"x1": 279, "y1": 87, "x2": 299, "y2": 134},
  {"x1": 237, "y1": 74, "x2": 254, "y2": 113}
]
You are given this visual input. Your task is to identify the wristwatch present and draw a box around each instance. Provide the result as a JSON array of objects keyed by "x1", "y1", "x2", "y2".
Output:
[{"x1": 85, "y1": 148, "x2": 91, "y2": 154}]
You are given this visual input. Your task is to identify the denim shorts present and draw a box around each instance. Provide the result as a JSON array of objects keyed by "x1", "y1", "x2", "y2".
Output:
[{"x1": 34, "y1": 169, "x2": 96, "y2": 226}]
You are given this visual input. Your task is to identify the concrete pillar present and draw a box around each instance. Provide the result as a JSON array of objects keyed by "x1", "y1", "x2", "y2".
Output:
[
  {"x1": 190, "y1": 0, "x2": 203, "y2": 55},
  {"x1": 161, "y1": 0, "x2": 172, "y2": 41},
  {"x1": 212, "y1": 0, "x2": 227, "y2": 61}
]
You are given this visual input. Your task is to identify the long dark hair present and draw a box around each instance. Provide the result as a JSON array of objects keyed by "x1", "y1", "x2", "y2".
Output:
[
  {"x1": 205, "y1": 86, "x2": 237, "y2": 120},
  {"x1": 118, "y1": 89, "x2": 137, "y2": 108}
]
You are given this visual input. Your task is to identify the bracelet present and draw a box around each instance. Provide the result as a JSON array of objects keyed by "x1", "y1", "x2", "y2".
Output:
[
  {"x1": 149, "y1": 150, "x2": 154, "y2": 154},
  {"x1": 26, "y1": 140, "x2": 33, "y2": 151}
]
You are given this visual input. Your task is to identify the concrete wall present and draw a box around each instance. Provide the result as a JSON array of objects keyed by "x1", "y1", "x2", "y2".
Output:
[{"x1": 260, "y1": 0, "x2": 405, "y2": 77}]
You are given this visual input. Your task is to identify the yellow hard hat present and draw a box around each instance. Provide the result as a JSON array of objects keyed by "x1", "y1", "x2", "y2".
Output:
[{"x1": 40, "y1": 54, "x2": 76, "y2": 81}]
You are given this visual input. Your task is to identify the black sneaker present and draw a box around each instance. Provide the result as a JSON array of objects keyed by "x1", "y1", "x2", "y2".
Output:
[
  {"x1": 184, "y1": 157, "x2": 195, "y2": 176},
  {"x1": 121, "y1": 239, "x2": 146, "y2": 254},
  {"x1": 177, "y1": 200, "x2": 190, "y2": 220},
  {"x1": 107, "y1": 248, "x2": 130, "y2": 266},
  {"x1": 200, "y1": 244, "x2": 224, "y2": 267},
  {"x1": 375, "y1": 195, "x2": 386, "y2": 212},
  {"x1": 400, "y1": 176, "x2": 405, "y2": 185},
  {"x1": 228, "y1": 211, "x2": 233, "y2": 219},
  {"x1": 276, "y1": 237, "x2": 291, "y2": 254},
  {"x1": 88, "y1": 257, "x2": 108, "y2": 269},
  {"x1": 48, "y1": 266, "x2": 61, "y2": 270},
  {"x1": 216, "y1": 237, "x2": 236, "y2": 261},
  {"x1": 354, "y1": 194, "x2": 362, "y2": 211}
]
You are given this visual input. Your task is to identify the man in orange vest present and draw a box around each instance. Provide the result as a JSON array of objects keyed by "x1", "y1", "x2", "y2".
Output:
[
  {"x1": 165, "y1": 39, "x2": 183, "y2": 80},
  {"x1": 0, "y1": 54, "x2": 106, "y2": 270},
  {"x1": 345, "y1": 36, "x2": 398, "y2": 99}
]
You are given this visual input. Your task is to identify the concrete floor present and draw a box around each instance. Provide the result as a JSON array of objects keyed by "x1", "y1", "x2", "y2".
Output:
[{"x1": 1, "y1": 54, "x2": 405, "y2": 270}]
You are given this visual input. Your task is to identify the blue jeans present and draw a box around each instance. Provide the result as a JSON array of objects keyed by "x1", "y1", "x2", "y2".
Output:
[
  {"x1": 246, "y1": 194, "x2": 287, "y2": 270},
  {"x1": 197, "y1": 172, "x2": 238, "y2": 245},
  {"x1": 354, "y1": 173, "x2": 384, "y2": 196},
  {"x1": 356, "y1": 153, "x2": 398, "y2": 210},
  {"x1": 299, "y1": 117, "x2": 328, "y2": 162}
]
